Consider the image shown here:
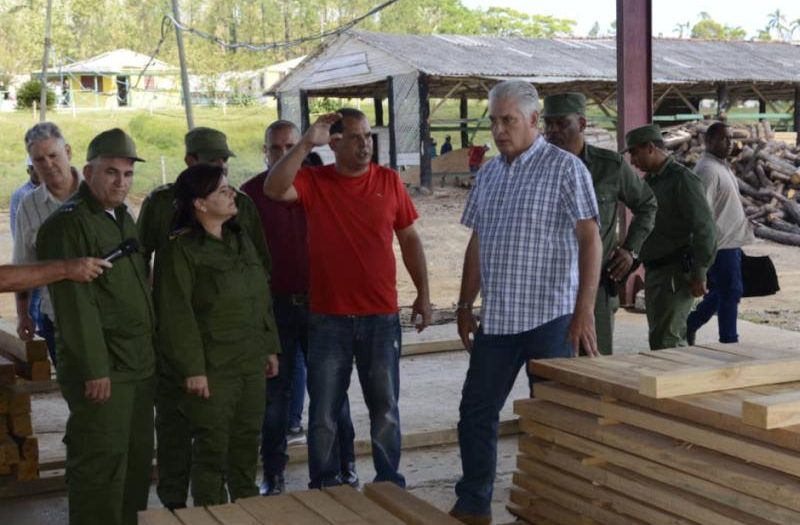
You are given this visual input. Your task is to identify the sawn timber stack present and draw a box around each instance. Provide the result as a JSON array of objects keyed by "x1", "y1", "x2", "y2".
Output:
[{"x1": 510, "y1": 342, "x2": 800, "y2": 525}]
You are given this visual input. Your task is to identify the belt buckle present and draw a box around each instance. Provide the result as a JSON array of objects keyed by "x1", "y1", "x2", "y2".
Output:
[{"x1": 290, "y1": 294, "x2": 306, "y2": 306}]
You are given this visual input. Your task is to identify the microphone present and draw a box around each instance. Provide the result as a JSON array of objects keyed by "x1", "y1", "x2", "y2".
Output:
[{"x1": 102, "y1": 238, "x2": 140, "y2": 263}]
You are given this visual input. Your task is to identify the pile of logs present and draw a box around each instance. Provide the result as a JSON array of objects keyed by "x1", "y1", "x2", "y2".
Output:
[{"x1": 661, "y1": 121, "x2": 800, "y2": 246}]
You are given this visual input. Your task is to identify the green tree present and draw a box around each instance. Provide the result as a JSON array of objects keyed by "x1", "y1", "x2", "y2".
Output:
[{"x1": 690, "y1": 13, "x2": 746, "y2": 40}]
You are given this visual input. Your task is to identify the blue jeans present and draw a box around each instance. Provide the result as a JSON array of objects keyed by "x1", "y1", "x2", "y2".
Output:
[
  {"x1": 454, "y1": 314, "x2": 573, "y2": 515},
  {"x1": 307, "y1": 313, "x2": 403, "y2": 488},
  {"x1": 288, "y1": 346, "x2": 306, "y2": 430},
  {"x1": 261, "y1": 297, "x2": 355, "y2": 477},
  {"x1": 39, "y1": 313, "x2": 57, "y2": 367},
  {"x1": 687, "y1": 248, "x2": 743, "y2": 343}
]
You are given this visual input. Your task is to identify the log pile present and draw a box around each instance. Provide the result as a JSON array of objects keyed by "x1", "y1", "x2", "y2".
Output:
[
  {"x1": 661, "y1": 121, "x2": 800, "y2": 246},
  {"x1": 509, "y1": 342, "x2": 800, "y2": 525}
]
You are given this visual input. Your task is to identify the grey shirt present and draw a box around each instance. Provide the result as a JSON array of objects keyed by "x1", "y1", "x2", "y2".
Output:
[{"x1": 695, "y1": 153, "x2": 754, "y2": 250}]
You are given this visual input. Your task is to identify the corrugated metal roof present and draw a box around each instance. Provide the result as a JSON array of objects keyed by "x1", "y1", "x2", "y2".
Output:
[{"x1": 55, "y1": 49, "x2": 175, "y2": 75}]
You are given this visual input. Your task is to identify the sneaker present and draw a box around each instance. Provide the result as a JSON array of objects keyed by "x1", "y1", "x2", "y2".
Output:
[
  {"x1": 341, "y1": 461, "x2": 359, "y2": 488},
  {"x1": 287, "y1": 425, "x2": 306, "y2": 446},
  {"x1": 259, "y1": 474, "x2": 285, "y2": 496},
  {"x1": 448, "y1": 507, "x2": 492, "y2": 525}
]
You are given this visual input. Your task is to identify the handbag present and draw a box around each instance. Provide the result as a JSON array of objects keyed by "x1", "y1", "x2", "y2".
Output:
[{"x1": 741, "y1": 253, "x2": 780, "y2": 297}]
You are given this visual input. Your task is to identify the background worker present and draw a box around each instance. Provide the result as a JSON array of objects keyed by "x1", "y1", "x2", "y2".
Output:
[
  {"x1": 37, "y1": 128, "x2": 155, "y2": 525},
  {"x1": 544, "y1": 92, "x2": 657, "y2": 354},
  {"x1": 625, "y1": 124, "x2": 717, "y2": 350}
]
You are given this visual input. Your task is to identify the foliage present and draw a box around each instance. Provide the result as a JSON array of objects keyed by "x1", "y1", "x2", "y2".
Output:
[
  {"x1": 15, "y1": 79, "x2": 55, "y2": 109},
  {"x1": 690, "y1": 12, "x2": 747, "y2": 40}
]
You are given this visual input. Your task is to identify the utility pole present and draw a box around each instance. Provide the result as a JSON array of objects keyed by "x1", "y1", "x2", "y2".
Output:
[
  {"x1": 39, "y1": 0, "x2": 53, "y2": 122},
  {"x1": 171, "y1": 0, "x2": 194, "y2": 130}
]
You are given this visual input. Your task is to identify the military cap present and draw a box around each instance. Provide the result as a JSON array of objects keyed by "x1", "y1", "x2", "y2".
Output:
[
  {"x1": 542, "y1": 93, "x2": 586, "y2": 117},
  {"x1": 86, "y1": 128, "x2": 145, "y2": 162},
  {"x1": 622, "y1": 124, "x2": 664, "y2": 153},
  {"x1": 185, "y1": 127, "x2": 236, "y2": 159}
]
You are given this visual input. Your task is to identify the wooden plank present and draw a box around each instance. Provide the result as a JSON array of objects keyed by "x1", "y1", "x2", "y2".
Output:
[
  {"x1": 14, "y1": 455, "x2": 39, "y2": 481},
  {"x1": 363, "y1": 482, "x2": 463, "y2": 525},
  {"x1": 526, "y1": 383, "x2": 800, "y2": 479},
  {"x1": 696, "y1": 342, "x2": 800, "y2": 360},
  {"x1": 237, "y1": 494, "x2": 328, "y2": 525},
  {"x1": 507, "y1": 497, "x2": 578, "y2": 525},
  {"x1": 640, "y1": 348, "x2": 745, "y2": 367},
  {"x1": 639, "y1": 357, "x2": 800, "y2": 398},
  {"x1": 9, "y1": 413, "x2": 32, "y2": 438},
  {"x1": 401, "y1": 339, "x2": 463, "y2": 357},
  {"x1": 291, "y1": 489, "x2": 369, "y2": 524},
  {"x1": 138, "y1": 508, "x2": 184, "y2": 525},
  {"x1": 11, "y1": 377, "x2": 59, "y2": 395},
  {"x1": 0, "y1": 319, "x2": 48, "y2": 363},
  {"x1": 517, "y1": 400, "x2": 800, "y2": 513},
  {"x1": 742, "y1": 391, "x2": 800, "y2": 429},
  {"x1": 12, "y1": 360, "x2": 51, "y2": 382},
  {"x1": 0, "y1": 438, "x2": 20, "y2": 466},
  {"x1": 519, "y1": 438, "x2": 776, "y2": 525},
  {"x1": 174, "y1": 507, "x2": 220, "y2": 525},
  {"x1": 0, "y1": 469, "x2": 65, "y2": 498},
  {"x1": 324, "y1": 485, "x2": 405, "y2": 525},
  {"x1": 207, "y1": 503, "x2": 261, "y2": 525},
  {"x1": 0, "y1": 385, "x2": 32, "y2": 415},
  {"x1": 16, "y1": 436, "x2": 38, "y2": 461},
  {"x1": 0, "y1": 356, "x2": 16, "y2": 385}
]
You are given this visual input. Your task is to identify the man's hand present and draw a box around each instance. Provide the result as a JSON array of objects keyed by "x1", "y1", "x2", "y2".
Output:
[
  {"x1": 568, "y1": 307, "x2": 599, "y2": 357},
  {"x1": 689, "y1": 278, "x2": 707, "y2": 298},
  {"x1": 411, "y1": 295, "x2": 432, "y2": 332},
  {"x1": 63, "y1": 257, "x2": 112, "y2": 283},
  {"x1": 17, "y1": 315, "x2": 36, "y2": 341},
  {"x1": 265, "y1": 354, "x2": 279, "y2": 379},
  {"x1": 304, "y1": 113, "x2": 343, "y2": 147},
  {"x1": 457, "y1": 307, "x2": 478, "y2": 353},
  {"x1": 606, "y1": 247, "x2": 635, "y2": 282},
  {"x1": 186, "y1": 375, "x2": 210, "y2": 399},
  {"x1": 84, "y1": 377, "x2": 111, "y2": 403}
]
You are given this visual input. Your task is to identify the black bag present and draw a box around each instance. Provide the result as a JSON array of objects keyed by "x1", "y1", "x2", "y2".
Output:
[{"x1": 741, "y1": 253, "x2": 780, "y2": 297}]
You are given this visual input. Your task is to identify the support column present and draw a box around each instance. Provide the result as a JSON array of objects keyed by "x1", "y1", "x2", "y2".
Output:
[
  {"x1": 299, "y1": 90, "x2": 310, "y2": 133},
  {"x1": 716, "y1": 83, "x2": 729, "y2": 118},
  {"x1": 387, "y1": 77, "x2": 398, "y2": 171},
  {"x1": 795, "y1": 85, "x2": 800, "y2": 146},
  {"x1": 616, "y1": 0, "x2": 652, "y2": 306},
  {"x1": 276, "y1": 93, "x2": 283, "y2": 120},
  {"x1": 460, "y1": 95, "x2": 469, "y2": 148},
  {"x1": 758, "y1": 98, "x2": 767, "y2": 121},
  {"x1": 374, "y1": 97, "x2": 384, "y2": 127},
  {"x1": 418, "y1": 73, "x2": 432, "y2": 190}
]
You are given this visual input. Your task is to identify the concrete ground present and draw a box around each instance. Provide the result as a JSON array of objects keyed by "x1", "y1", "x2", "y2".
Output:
[{"x1": 2, "y1": 312, "x2": 800, "y2": 524}]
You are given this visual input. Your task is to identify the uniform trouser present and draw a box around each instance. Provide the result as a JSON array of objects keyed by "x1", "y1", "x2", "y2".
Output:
[
  {"x1": 645, "y1": 263, "x2": 694, "y2": 350},
  {"x1": 595, "y1": 287, "x2": 620, "y2": 356},
  {"x1": 155, "y1": 374, "x2": 192, "y2": 507},
  {"x1": 687, "y1": 248, "x2": 743, "y2": 343},
  {"x1": 453, "y1": 314, "x2": 573, "y2": 516},
  {"x1": 181, "y1": 371, "x2": 266, "y2": 506},
  {"x1": 61, "y1": 376, "x2": 155, "y2": 525}
]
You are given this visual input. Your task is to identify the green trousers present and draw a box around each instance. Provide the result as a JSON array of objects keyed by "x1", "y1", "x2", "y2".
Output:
[
  {"x1": 595, "y1": 287, "x2": 619, "y2": 356},
  {"x1": 179, "y1": 372, "x2": 265, "y2": 506},
  {"x1": 645, "y1": 264, "x2": 694, "y2": 350},
  {"x1": 155, "y1": 374, "x2": 192, "y2": 507},
  {"x1": 61, "y1": 376, "x2": 155, "y2": 525}
]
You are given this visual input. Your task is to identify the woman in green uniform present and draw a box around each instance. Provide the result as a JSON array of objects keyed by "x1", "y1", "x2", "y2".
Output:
[{"x1": 154, "y1": 164, "x2": 279, "y2": 505}]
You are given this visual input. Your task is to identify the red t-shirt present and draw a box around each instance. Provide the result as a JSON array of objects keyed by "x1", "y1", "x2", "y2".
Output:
[
  {"x1": 468, "y1": 146, "x2": 487, "y2": 168},
  {"x1": 294, "y1": 163, "x2": 419, "y2": 315}
]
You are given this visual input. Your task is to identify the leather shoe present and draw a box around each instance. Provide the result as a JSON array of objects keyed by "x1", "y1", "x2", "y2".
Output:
[
  {"x1": 449, "y1": 507, "x2": 492, "y2": 525},
  {"x1": 259, "y1": 474, "x2": 285, "y2": 496}
]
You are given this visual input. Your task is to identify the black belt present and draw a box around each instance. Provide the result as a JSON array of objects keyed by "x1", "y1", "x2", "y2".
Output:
[
  {"x1": 644, "y1": 247, "x2": 691, "y2": 271},
  {"x1": 274, "y1": 293, "x2": 308, "y2": 305}
]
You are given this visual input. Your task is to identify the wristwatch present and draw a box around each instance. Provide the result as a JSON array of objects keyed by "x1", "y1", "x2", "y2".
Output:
[{"x1": 456, "y1": 302, "x2": 472, "y2": 311}]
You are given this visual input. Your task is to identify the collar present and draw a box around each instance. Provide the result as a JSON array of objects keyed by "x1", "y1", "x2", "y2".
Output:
[
  {"x1": 650, "y1": 155, "x2": 675, "y2": 179},
  {"x1": 501, "y1": 135, "x2": 544, "y2": 166}
]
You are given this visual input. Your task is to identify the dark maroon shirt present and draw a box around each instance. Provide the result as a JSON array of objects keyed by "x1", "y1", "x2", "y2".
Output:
[{"x1": 240, "y1": 171, "x2": 309, "y2": 294}]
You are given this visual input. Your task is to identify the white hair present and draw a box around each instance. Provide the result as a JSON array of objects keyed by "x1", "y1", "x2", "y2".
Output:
[{"x1": 488, "y1": 80, "x2": 540, "y2": 118}]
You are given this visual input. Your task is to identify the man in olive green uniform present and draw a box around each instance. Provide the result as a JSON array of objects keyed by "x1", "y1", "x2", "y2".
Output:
[
  {"x1": 544, "y1": 93, "x2": 657, "y2": 354},
  {"x1": 624, "y1": 124, "x2": 717, "y2": 350},
  {"x1": 37, "y1": 129, "x2": 154, "y2": 525},
  {"x1": 137, "y1": 127, "x2": 277, "y2": 509}
]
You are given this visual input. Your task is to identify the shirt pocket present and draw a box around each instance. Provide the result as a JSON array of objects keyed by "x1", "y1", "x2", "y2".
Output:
[{"x1": 595, "y1": 191, "x2": 617, "y2": 233}]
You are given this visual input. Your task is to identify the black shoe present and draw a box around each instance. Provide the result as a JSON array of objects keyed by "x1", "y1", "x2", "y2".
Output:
[
  {"x1": 164, "y1": 502, "x2": 186, "y2": 512},
  {"x1": 260, "y1": 474, "x2": 285, "y2": 496},
  {"x1": 341, "y1": 462, "x2": 359, "y2": 488},
  {"x1": 687, "y1": 328, "x2": 697, "y2": 346}
]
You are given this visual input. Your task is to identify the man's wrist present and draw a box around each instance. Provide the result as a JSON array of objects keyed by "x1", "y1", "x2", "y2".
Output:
[{"x1": 456, "y1": 301, "x2": 472, "y2": 311}]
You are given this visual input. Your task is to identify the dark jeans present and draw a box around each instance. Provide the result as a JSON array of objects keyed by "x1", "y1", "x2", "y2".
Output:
[
  {"x1": 39, "y1": 313, "x2": 57, "y2": 367},
  {"x1": 261, "y1": 296, "x2": 355, "y2": 477},
  {"x1": 288, "y1": 347, "x2": 306, "y2": 430},
  {"x1": 307, "y1": 313, "x2": 404, "y2": 488},
  {"x1": 454, "y1": 314, "x2": 573, "y2": 515},
  {"x1": 687, "y1": 248, "x2": 743, "y2": 343}
]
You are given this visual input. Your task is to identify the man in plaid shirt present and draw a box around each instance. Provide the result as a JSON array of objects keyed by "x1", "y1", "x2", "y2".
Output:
[{"x1": 450, "y1": 80, "x2": 602, "y2": 525}]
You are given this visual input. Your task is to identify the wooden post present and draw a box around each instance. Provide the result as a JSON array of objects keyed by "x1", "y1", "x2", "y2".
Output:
[
  {"x1": 387, "y1": 77, "x2": 398, "y2": 171},
  {"x1": 460, "y1": 95, "x2": 469, "y2": 148},
  {"x1": 374, "y1": 97, "x2": 384, "y2": 127},
  {"x1": 716, "y1": 83, "x2": 729, "y2": 118},
  {"x1": 38, "y1": 0, "x2": 53, "y2": 122},
  {"x1": 794, "y1": 85, "x2": 800, "y2": 146},
  {"x1": 418, "y1": 73, "x2": 432, "y2": 190},
  {"x1": 759, "y1": 98, "x2": 767, "y2": 121},
  {"x1": 299, "y1": 90, "x2": 310, "y2": 133},
  {"x1": 171, "y1": 0, "x2": 194, "y2": 130}
]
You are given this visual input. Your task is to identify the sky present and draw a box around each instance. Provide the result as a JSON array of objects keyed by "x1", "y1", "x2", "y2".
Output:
[{"x1": 460, "y1": 0, "x2": 800, "y2": 39}]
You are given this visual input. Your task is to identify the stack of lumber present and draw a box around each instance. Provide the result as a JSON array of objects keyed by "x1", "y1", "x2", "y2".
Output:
[
  {"x1": 0, "y1": 319, "x2": 51, "y2": 383},
  {"x1": 510, "y1": 342, "x2": 800, "y2": 525},
  {"x1": 0, "y1": 348, "x2": 38, "y2": 483},
  {"x1": 138, "y1": 482, "x2": 477, "y2": 525},
  {"x1": 660, "y1": 121, "x2": 800, "y2": 246}
]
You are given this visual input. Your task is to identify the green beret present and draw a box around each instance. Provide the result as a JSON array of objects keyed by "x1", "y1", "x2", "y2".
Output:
[
  {"x1": 185, "y1": 127, "x2": 236, "y2": 159},
  {"x1": 86, "y1": 128, "x2": 144, "y2": 162},
  {"x1": 622, "y1": 124, "x2": 664, "y2": 153},
  {"x1": 542, "y1": 93, "x2": 586, "y2": 117}
]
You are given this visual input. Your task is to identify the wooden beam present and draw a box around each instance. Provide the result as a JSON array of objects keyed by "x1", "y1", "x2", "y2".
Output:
[
  {"x1": 751, "y1": 84, "x2": 780, "y2": 114},
  {"x1": 0, "y1": 356, "x2": 15, "y2": 386},
  {"x1": 299, "y1": 89, "x2": 310, "y2": 133},
  {"x1": 795, "y1": 85, "x2": 800, "y2": 146},
  {"x1": 652, "y1": 85, "x2": 674, "y2": 112},
  {"x1": 418, "y1": 72, "x2": 432, "y2": 190},
  {"x1": 387, "y1": 77, "x2": 398, "y2": 170},
  {"x1": 460, "y1": 95, "x2": 469, "y2": 148},
  {"x1": 638, "y1": 357, "x2": 800, "y2": 398},
  {"x1": 672, "y1": 85, "x2": 699, "y2": 114},
  {"x1": 363, "y1": 482, "x2": 463, "y2": 525},
  {"x1": 324, "y1": 485, "x2": 405, "y2": 525},
  {"x1": 429, "y1": 80, "x2": 464, "y2": 117},
  {"x1": 0, "y1": 320, "x2": 48, "y2": 363},
  {"x1": 137, "y1": 508, "x2": 183, "y2": 525},
  {"x1": 401, "y1": 339, "x2": 463, "y2": 356},
  {"x1": 373, "y1": 97, "x2": 384, "y2": 127},
  {"x1": 742, "y1": 391, "x2": 800, "y2": 429}
]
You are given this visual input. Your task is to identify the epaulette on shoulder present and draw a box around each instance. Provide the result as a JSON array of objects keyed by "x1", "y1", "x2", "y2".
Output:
[
  {"x1": 149, "y1": 183, "x2": 174, "y2": 197},
  {"x1": 59, "y1": 202, "x2": 79, "y2": 213},
  {"x1": 168, "y1": 227, "x2": 191, "y2": 241}
]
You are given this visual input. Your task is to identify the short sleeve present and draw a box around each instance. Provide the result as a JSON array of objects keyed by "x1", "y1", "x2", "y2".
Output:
[
  {"x1": 562, "y1": 156, "x2": 599, "y2": 225},
  {"x1": 392, "y1": 170, "x2": 419, "y2": 230},
  {"x1": 293, "y1": 167, "x2": 315, "y2": 209}
]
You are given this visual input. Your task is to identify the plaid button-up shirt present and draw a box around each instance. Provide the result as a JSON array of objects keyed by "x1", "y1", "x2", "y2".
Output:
[{"x1": 461, "y1": 136, "x2": 599, "y2": 335}]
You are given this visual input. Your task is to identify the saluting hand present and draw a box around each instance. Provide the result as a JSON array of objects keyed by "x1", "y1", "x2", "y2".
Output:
[
  {"x1": 186, "y1": 375, "x2": 210, "y2": 399},
  {"x1": 85, "y1": 377, "x2": 111, "y2": 403},
  {"x1": 265, "y1": 354, "x2": 279, "y2": 379},
  {"x1": 304, "y1": 112, "x2": 343, "y2": 147},
  {"x1": 64, "y1": 257, "x2": 113, "y2": 283}
]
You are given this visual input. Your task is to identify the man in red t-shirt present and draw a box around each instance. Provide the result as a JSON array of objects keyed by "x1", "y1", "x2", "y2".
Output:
[
  {"x1": 264, "y1": 108, "x2": 431, "y2": 488},
  {"x1": 468, "y1": 143, "x2": 490, "y2": 173}
]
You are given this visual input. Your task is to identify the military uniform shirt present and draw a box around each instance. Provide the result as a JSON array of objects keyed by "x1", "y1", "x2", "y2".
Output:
[{"x1": 36, "y1": 181, "x2": 155, "y2": 383}]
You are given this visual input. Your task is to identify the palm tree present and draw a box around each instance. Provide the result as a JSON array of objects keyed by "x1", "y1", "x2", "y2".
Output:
[
  {"x1": 767, "y1": 9, "x2": 789, "y2": 41},
  {"x1": 673, "y1": 21, "x2": 690, "y2": 38}
]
